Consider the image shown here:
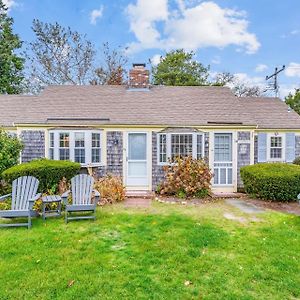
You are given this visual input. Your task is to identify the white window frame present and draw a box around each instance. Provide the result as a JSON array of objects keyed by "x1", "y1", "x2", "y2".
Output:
[
  {"x1": 213, "y1": 133, "x2": 233, "y2": 186},
  {"x1": 267, "y1": 133, "x2": 285, "y2": 162},
  {"x1": 74, "y1": 132, "x2": 86, "y2": 164},
  {"x1": 49, "y1": 132, "x2": 55, "y2": 160},
  {"x1": 157, "y1": 132, "x2": 205, "y2": 165},
  {"x1": 48, "y1": 130, "x2": 103, "y2": 166},
  {"x1": 91, "y1": 132, "x2": 101, "y2": 164}
]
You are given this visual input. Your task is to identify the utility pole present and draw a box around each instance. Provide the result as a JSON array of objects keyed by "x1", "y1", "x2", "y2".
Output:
[{"x1": 265, "y1": 65, "x2": 285, "y2": 97}]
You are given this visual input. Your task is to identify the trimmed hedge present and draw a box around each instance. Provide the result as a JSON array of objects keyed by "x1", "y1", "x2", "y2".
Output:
[
  {"x1": 240, "y1": 163, "x2": 300, "y2": 201},
  {"x1": 2, "y1": 159, "x2": 80, "y2": 193}
]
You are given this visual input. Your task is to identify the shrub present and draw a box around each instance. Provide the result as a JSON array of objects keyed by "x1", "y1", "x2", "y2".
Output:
[
  {"x1": 2, "y1": 159, "x2": 80, "y2": 193},
  {"x1": 0, "y1": 130, "x2": 23, "y2": 177},
  {"x1": 240, "y1": 163, "x2": 300, "y2": 201},
  {"x1": 160, "y1": 156, "x2": 212, "y2": 198},
  {"x1": 293, "y1": 156, "x2": 300, "y2": 165},
  {"x1": 94, "y1": 174, "x2": 125, "y2": 203}
]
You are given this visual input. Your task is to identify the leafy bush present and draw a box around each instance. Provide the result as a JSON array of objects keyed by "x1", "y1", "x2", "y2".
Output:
[
  {"x1": 94, "y1": 174, "x2": 125, "y2": 203},
  {"x1": 160, "y1": 156, "x2": 212, "y2": 198},
  {"x1": 2, "y1": 159, "x2": 80, "y2": 193},
  {"x1": 0, "y1": 130, "x2": 23, "y2": 177},
  {"x1": 240, "y1": 163, "x2": 300, "y2": 201},
  {"x1": 293, "y1": 156, "x2": 300, "y2": 165}
]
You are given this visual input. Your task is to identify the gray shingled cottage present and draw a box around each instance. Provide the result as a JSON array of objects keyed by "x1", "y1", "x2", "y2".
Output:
[{"x1": 1, "y1": 64, "x2": 300, "y2": 193}]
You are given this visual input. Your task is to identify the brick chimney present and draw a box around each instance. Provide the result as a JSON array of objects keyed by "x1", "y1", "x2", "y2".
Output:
[{"x1": 129, "y1": 63, "x2": 150, "y2": 88}]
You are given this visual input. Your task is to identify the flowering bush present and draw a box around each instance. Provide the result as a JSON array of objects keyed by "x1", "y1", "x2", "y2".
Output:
[
  {"x1": 94, "y1": 174, "x2": 125, "y2": 204},
  {"x1": 160, "y1": 156, "x2": 212, "y2": 198}
]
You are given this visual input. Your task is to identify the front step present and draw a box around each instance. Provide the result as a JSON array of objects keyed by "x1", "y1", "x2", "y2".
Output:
[
  {"x1": 125, "y1": 190, "x2": 154, "y2": 199},
  {"x1": 212, "y1": 192, "x2": 245, "y2": 199}
]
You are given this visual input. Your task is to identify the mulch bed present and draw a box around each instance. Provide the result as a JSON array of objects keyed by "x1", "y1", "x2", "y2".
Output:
[{"x1": 245, "y1": 198, "x2": 300, "y2": 216}]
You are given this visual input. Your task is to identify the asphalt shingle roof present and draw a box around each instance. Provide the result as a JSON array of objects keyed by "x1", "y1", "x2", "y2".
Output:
[{"x1": 1, "y1": 85, "x2": 300, "y2": 129}]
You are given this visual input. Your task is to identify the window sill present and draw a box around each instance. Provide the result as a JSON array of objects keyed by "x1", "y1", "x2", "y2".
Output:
[{"x1": 80, "y1": 163, "x2": 105, "y2": 168}]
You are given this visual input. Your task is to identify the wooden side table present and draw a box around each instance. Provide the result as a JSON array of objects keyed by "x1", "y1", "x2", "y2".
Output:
[{"x1": 42, "y1": 195, "x2": 62, "y2": 220}]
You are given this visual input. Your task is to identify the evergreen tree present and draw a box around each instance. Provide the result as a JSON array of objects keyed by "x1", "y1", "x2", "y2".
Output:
[
  {"x1": 0, "y1": 1, "x2": 24, "y2": 94},
  {"x1": 152, "y1": 49, "x2": 209, "y2": 86}
]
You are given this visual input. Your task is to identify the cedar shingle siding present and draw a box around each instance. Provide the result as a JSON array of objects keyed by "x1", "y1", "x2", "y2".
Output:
[{"x1": 21, "y1": 130, "x2": 45, "y2": 163}]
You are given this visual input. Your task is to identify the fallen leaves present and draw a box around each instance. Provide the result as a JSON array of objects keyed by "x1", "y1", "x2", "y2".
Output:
[
  {"x1": 184, "y1": 280, "x2": 192, "y2": 286},
  {"x1": 67, "y1": 280, "x2": 75, "y2": 288}
]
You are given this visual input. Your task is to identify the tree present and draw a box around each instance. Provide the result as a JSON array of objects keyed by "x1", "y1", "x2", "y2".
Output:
[
  {"x1": 91, "y1": 42, "x2": 128, "y2": 85},
  {"x1": 212, "y1": 71, "x2": 264, "y2": 97},
  {"x1": 0, "y1": 130, "x2": 23, "y2": 176},
  {"x1": 285, "y1": 89, "x2": 300, "y2": 115},
  {"x1": 26, "y1": 19, "x2": 96, "y2": 88},
  {"x1": 152, "y1": 49, "x2": 209, "y2": 86},
  {"x1": 232, "y1": 83, "x2": 264, "y2": 97},
  {"x1": 212, "y1": 72, "x2": 235, "y2": 86},
  {"x1": 0, "y1": 1, "x2": 24, "y2": 94}
]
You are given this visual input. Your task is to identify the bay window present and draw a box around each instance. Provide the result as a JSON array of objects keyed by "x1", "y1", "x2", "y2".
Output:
[
  {"x1": 49, "y1": 130, "x2": 102, "y2": 165},
  {"x1": 92, "y1": 133, "x2": 101, "y2": 163},
  {"x1": 158, "y1": 132, "x2": 204, "y2": 164},
  {"x1": 49, "y1": 132, "x2": 54, "y2": 160},
  {"x1": 59, "y1": 133, "x2": 70, "y2": 160},
  {"x1": 74, "y1": 132, "x2": 85, "y2": 163}
]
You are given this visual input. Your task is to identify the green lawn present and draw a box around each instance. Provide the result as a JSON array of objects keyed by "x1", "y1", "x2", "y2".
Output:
[{"x1": 0, "y1": 200, "x2": 299, "y2": 300}]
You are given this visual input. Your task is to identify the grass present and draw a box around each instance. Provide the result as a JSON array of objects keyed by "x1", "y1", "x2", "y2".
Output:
[{"x1": 0, "y1": 200, "x2": 300, "y2": 299}]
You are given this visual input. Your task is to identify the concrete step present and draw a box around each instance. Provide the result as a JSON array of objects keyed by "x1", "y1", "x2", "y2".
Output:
[
  {"x1": 125, "y1": 190, "x2": 154, "y2": 199},
  {"x1": 212, "y1": 192, "x2": 245, "y2": 199}
]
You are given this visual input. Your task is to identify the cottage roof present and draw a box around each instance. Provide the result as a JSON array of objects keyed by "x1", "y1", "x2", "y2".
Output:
[{"x1": 1, "y1": 85, "x2": 299, "y2": 129}]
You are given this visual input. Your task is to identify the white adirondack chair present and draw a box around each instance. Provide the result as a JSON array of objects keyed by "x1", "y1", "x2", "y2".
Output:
[
  {"x1": 61, "y1": 174, "x2": 100, "y2": 223},
  {"x1": 0, "y1": 176, "x2": 41, "y2": 229}
]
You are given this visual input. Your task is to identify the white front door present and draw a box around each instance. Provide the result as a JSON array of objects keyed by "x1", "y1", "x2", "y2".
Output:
[{"x1": 126, "y1": 132, "x2": 149, "y2": 187}]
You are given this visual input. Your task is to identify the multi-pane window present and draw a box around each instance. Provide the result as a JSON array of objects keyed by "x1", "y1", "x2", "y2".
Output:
[
  {"x1": 197, "y1": 134, "x2": 203, "y2": 159},
  {"x1": 92, "y1": 133, "x2": 101, "y2": 163},
  {"x1": 159, "y1": 134, "x2": 167, "y2": 163},
  {"x1": 50, "y1": 131, "x2": 102, "y2": 165},
  {"x1": 171, "y1": 134, "x2": 193, "y2": 160},
  {"x1": 270, "y1": 136, "x2": 282, "y2": 159},
  {"x1": 59, "y1": 133, "x2": 70, "y2": 160},
  {"x1": 74, "y1": 132, "x2": 85, "y2": 163},
  {"x1": 49, "y1": 132, "x2": 54, "y2": 160},
  {"x1": 158, "y1": 133, "x2": 204, "y2": 163},
  {"x1": 214, "y1": 133, "x2": 232, "y2": 162},
  {"x1": 214, "y1": 133, "x2": 233, "y2": 185}
]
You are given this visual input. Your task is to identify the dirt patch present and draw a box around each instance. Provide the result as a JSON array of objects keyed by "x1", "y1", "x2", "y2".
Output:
[
  {"x1": 223, "y1": 213, "x2": 247, "y2": 223},
  {"x1": 124, "y1": 198, "x2": 151, "y2": 208},
  {"x1": 245, "y1": 198, "x2": 300, "y2": 216}
]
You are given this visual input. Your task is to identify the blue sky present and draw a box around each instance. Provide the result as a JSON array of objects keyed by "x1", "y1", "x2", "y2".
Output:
[{"x1": 5, "y1": 0, "x2": 300, "y2": 98}]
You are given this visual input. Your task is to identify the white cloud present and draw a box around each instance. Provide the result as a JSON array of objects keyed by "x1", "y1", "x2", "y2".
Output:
[
  {"x1": 151, "y1": 54, "x2": 162, "y2": 66},
  {"x1": 211, "y1": 56, "x2": 221, "y2": 64},
  {"x1": 3, "y1": 0, "x2": 16, "y2": 10},
  {"x1": 233, "y1": 73, "x2": 265, "y2": 87},
  {"x1": 279, "y1": 84, "x2": 299, "y2": 99},
  {"x1": 126, "y1": 1, "x2": 260, "y2": 54},
  {"x1": 126, "y1": 0, "x2": 168, "y2": 51},
  {"x1": 285, "y1": 62, "x2": 300, "y2": 78},
  {"x1": 255, "y1": 64, "x2": 268, "y2": 73},
  {"x1": 291, "y1": 29, "x2": 300, "y2": 35},
  {"x1": 90, "y1": 5, "x2": 104, "y2": 25}
]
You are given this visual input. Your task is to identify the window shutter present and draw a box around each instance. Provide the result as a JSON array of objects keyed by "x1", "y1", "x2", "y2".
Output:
[
  {"x1": 285, "y1": 133, "x2": 295, "y2": 162},
  {"x1": 258, "y1": 133, "x2": 267, "y2": 162}
]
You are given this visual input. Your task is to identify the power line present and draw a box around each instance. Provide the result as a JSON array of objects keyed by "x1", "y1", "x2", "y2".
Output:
[{"x1": 265, "y1": 65, "x2": 285, "y2": 97}]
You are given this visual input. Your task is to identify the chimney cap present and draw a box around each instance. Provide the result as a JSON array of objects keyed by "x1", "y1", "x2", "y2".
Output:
[{"x1": 133, "y1": 63, "x2": 146, "y2": 68}]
